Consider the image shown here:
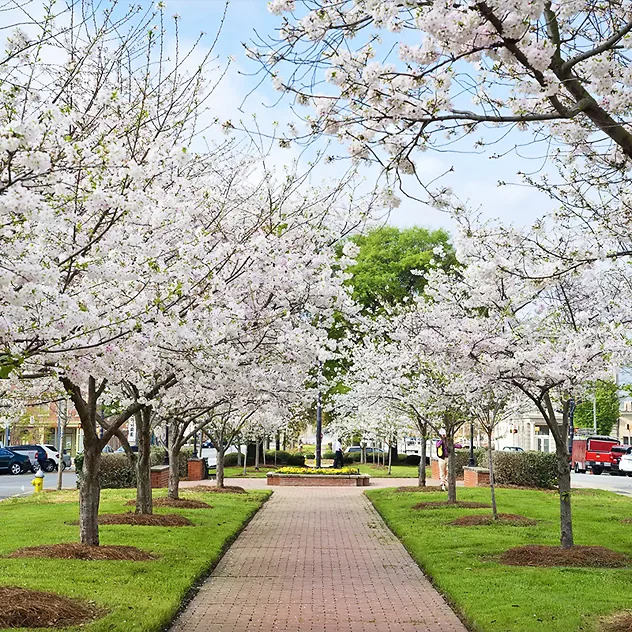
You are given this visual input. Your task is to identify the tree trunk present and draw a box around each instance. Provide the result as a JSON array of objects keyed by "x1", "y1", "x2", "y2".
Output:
[
  {"x1": 418, "y1": 438, "x2": 427, "y2": 487},
  {"x1": 79, "y1": 444, "x2": 101, "y2": 546},
  {"x1": 262, "y1": 443, "x2": 266, "y2": 466},
  {"x1": 447, "y1": 432, "x2": 457, "y2": 504},
  {"x1": 556, "y1": 441, "x2": 574, "y2": 548},
  {"x1": 167, "y1": 441, "x2": 180, "y2": 500},
  {"x1": 243, "y1": 449, "x2": 248, "y2": 475},
  {"x1": 56, "y1": 399, "x2": 67, "y2": 491},
  {"x1": 136, "y1": 407, "x2": 152, "y2": 515},
  {"x1": 387, "y1": 442, "x2": 392, "y2": 476},
  {"x1": 216, "y1": 444, "x2": 225, "y2": 488},
  {"x1": 237, "y1": 448, "x2": 242, "y2": 467},
  {"x1": 255, "y1": 440, "x2": 260, "y2": 471},
  {"x1": 487, "y1": 430, "x2": 498, "y2": 520}
]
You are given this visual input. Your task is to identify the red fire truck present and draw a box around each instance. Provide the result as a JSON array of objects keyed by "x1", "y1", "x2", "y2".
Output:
[{"x1": 572, "y1": 436, "x2": 620, "y2": 475}]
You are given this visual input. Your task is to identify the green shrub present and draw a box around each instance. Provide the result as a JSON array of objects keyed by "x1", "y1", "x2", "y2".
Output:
[
  {"x1": 223, "y1": 452, "x2": 244, "y2": 466},
  {"x1": 264, "y1": 450, "x2": 305, "y2": 466},
  {"x1": 405, "y1": 454, "x2": 422, "y2": 466},
  {"x1": 322, "y1": 450, "x2": 335, "y2": 459},
  {"x1": 478, "y1": 450, "x2": 558, "y2": 489},
  {"x1": 303, "y1": 452, "x2": 315, "y2": 459},
  {"x1": 76, "y1": 446, "x2": 191, "y2": 489},
  {"x1": 397, "y1": 453, "x2": 408, "y2": 463}
]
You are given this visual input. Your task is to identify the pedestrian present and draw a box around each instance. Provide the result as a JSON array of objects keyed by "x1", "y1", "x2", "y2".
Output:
[
  {"x1": 333, "y1": 437, "x2": 343, "y2": 469},
  {"x1": 436, "y1": 428, "x2": 448, "y2": 491}
]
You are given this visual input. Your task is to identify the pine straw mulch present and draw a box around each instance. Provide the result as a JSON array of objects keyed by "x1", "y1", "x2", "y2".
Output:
[
  {"x1": 124, "y1": 498, "x2": 212, "y2": 509},
  {"x1": 499, "y1": 545, "x2": 630, "y2": 568},
  {"x1": 600, "y1": 611, "x2": 632, "y2": 632},
  {"x1": 620, "y1": 518, "x2": 632, "y2": 525},
  {"x1": 412, "y1": 500, "x2": 491, "y2": 510},
  {"x1": 97, "y1": 513, "x2": 193, "y2": 526},
  {"x1": 183, "y1": 485, "x2": 246, "y2": 494},
  {"x1": 395, "y1": 485, "x2": 445, "y2": 493},
  {"x1": 7, "y1": 543, "x2": 156, "y2": 561},
  {"x1": 450, "y1": 513, "x2": 537, "y2": 527},
  {"x1": 0, "y1": 586, "x2": 104, "y2": 629}
]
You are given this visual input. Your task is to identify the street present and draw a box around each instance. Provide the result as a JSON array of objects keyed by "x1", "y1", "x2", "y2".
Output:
[
  {"x1": 0, "y1": 471, "x2": 77, "y2": 500},
  {"x1": 571, "y1": 471, "x2": 632, "y2": 497}
]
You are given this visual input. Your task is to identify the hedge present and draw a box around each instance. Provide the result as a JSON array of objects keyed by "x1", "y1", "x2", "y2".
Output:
[
  {"x1": 223, "y1": 450, "x2": 305, "y2": 467},
  {"x1": 478, "y1": 450, "x2": 558, "y2": 489},
  {"x1": 76, "y1": 447, "x2": 192, "y2": 489}
]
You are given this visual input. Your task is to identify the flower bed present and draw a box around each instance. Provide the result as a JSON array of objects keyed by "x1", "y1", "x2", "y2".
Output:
[
  {"x1": 275, "y1": 466, "x2": 360, "y2": 475},
  {"x1": 267, "y1": 467, "x2": 369, "y2": 486}
]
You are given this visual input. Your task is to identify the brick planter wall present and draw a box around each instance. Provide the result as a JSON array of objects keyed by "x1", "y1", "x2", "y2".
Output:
[
  {"x1": 150, "y1": 465, "x2": 169, "y2": 488},
  {"x1": 267, "y1": 474, "x2": 370, "y2": 487},
  {"x1": 463, "y1": 467, "x2": 490, "y2": 487},
  {"x1": 187, "y1": 459, "x2": 205, "y2": 481}
]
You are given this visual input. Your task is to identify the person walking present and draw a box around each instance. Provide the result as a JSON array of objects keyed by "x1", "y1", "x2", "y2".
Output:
[
  {"x1": 436, "y1": 428, "x2": 448, "y2": 491},
  {"x1": 333, "y1": 438, "x2": 343, "y2": 469}
]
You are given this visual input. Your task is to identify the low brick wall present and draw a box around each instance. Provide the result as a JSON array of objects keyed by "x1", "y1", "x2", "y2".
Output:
[
  {"x1": 267, "y1": 474, "x2": 370, "y2": 487},
  {"x1": 463, "y1": 466, "x2": 490, "y2": 487},
  {"x1": 150, "y1": 465, "x2": 169, "y2": 488},
  {"x1": 187, "y1": 459, "x2": 205, "y2": 481}
]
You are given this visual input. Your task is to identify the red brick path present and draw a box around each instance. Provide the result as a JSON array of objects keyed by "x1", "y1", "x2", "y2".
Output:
[{"x1": 170, "y1": 487, "x2": 467, "y2": 632}]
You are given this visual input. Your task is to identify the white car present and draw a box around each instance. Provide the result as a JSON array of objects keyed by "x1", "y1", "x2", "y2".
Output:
[{"x1": 618, "y1": 447, "x2": 632, "y2": 476}]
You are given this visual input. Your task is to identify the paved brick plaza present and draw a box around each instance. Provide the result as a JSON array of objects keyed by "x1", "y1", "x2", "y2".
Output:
[{"x1": 171, "y1": 483, "x2": 467, "y2": 632}]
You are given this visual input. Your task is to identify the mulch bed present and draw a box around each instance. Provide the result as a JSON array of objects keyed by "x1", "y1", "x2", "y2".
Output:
[
  {"x1": 412, "y1": 501, "x2": 491, "y2": 510},
  {"x1": 97, "y1": 513, "x2": 193, "y2": 526},
  {"x1": 621, "y1": 518, "x2": 632, "y2": 525},
  {"x1": 183, "y1": 485, "x2": 246, "y2": 494},
  {"x1": 600, "y1": 611, "x2": 632, "y2": 632},
  {"x1": 450, "y1": 513, "x2": 537, "y2": 527},
  {"x1": 395, "y1": 486, "x2": 445, "y2": 493},
  {"x1": 7, "y1": 543, "x2": 155, "y2": 561},
  {"x1": 0, "y1": 586, "x2": 103, "y2": 628},
  {"x1": 125, "y1": 498, "x2": 212, "y2": 509},
  {"x1": 499, "y1": 545, "x2": 630, "y2": 568}
]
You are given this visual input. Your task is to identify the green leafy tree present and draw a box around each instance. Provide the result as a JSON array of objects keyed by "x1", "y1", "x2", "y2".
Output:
[
  {"x1": 574, "y1": 381, "x2": 620, "y2": 436},
  {"x1": 344, "y1": 226, "x2": 457, "y2": 312}
]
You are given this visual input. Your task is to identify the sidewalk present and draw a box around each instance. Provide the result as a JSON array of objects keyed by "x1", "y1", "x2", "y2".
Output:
[{"x1": 171, "y1": 483, "x2": 467, "y2": 632}]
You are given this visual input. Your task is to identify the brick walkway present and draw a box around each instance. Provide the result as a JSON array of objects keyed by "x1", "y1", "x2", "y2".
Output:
[{"x1": 170, "y1": 486, "x2": 467, "y2": 632}]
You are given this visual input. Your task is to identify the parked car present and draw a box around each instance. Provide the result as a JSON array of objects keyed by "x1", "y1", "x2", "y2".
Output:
[
  {"x1": 114, "y1": 445, "x2": 139, "y2": 453},
  {"x1": 503, "y1": 446, "x2": 525, "y2": 452},
  {"x1": 0, "y1": 447, "x2": 31, "y2": 475},
  {"x1": 617, "y1": 447, "x2": 632, "y2": 477},
  {"x1": 43, "y1": 445, "x2": 71, "y2": 470},
  {"x1": 609, "y1": 445, "x2": 631, "y2": 475},
  {"x1": 8, "y1": 444, "x2": 53, "y2": 472},
  {"x1": 344, "y1": 446, "x2": 384, "y2": 454}
]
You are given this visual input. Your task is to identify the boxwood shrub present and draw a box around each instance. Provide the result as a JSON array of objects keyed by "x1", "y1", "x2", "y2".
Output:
[
  {"x1": 76, "y1": 446, "x2": 191, "y2": 489},
  {"x1": 478, "y1": 450, "x2": 558, "y2": 489}
]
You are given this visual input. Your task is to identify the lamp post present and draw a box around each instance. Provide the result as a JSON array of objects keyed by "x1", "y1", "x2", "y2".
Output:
[
  {"x1": 468, "y1": 421, "x2": 476, "y2": 467},
  {"x1": 315, "y1": 383, "x2": 322, "y2": 469}
]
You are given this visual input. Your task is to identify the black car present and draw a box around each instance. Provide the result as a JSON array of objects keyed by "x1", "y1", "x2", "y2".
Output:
[{"x1": 0, "y1": 447, "x2": 31, "y2": 475}]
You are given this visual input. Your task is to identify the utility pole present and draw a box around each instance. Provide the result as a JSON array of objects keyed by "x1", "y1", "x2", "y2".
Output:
[{"x1": 57, "y1": 398, "x2": 67, "y2": 491}]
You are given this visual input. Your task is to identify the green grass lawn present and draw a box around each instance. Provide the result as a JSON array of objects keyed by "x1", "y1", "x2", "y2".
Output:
[
  {"x1": 222, "y1": 465, "x2": 277, "y2": 478},
  {"x1": 367, "y1": 486, "x2": 632, "y2": 632},
  {"x1": 0, "y1": 488, "x2": 269, "y2": 632}
]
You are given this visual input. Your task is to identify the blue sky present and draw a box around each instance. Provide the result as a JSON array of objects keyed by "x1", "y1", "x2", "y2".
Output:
[{"x1": 167, "y1": 0, "x2": 554, "y2": 233}]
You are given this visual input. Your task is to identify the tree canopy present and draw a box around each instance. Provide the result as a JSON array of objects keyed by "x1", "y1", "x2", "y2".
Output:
[
  {"x1": 344, "y1": 226, "x2": 456, "y2": 312},
  {"x1": 574, "y1": 382, "x2": 620, "y2": 437}
]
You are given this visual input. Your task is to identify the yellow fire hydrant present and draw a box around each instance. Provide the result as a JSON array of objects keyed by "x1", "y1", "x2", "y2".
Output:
[{"x1": 31, "y1": 469, "x2": 45, "y2": 493}]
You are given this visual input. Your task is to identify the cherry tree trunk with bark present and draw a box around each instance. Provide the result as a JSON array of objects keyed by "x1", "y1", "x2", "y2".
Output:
[{"x1": 135, "y1": 407, "x2": 153, "y2": 515}]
